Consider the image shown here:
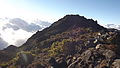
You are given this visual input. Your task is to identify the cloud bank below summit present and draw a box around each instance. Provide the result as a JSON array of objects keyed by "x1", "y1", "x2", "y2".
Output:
[{"x1": 0, "y1": 18, "x2": 51, "y2": 50}]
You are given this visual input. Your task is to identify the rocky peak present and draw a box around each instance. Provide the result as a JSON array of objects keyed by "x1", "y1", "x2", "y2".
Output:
[
  {"x1": 4, "y1": 45, "x2": 18, "y2": 52},
  {"x1": 52, "y1": 15, "x2": 105, "y2": 31},
  {"x1": 21, "y1": 15, "x2": 106, "y2": 51},
  {"x1": 63, "y1": 15, "x2": 85, "y2": 20}
]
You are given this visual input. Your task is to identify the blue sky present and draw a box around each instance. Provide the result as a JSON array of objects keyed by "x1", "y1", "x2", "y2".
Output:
[{"x1": 0, "y1": 0, "x2": 120, "y2": 24}]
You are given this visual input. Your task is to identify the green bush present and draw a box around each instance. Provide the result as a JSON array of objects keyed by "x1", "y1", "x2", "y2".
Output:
[{"x1": 48, "y1": 41, "x2": 63, "y2": 57}]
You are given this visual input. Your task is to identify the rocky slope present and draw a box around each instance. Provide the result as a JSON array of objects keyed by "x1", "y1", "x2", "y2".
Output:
[{"x1": 0, "y1": 15, "x2": 120, "y2": 68}]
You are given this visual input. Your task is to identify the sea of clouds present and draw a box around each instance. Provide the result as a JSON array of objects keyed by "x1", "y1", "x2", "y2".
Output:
[{"x1": 0, "y1": 18, "x2": 51, "y2": 50}]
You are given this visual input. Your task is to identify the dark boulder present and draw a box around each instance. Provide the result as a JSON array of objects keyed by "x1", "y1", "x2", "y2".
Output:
[{"x1": 48, "y1": 57, "x2": 67, "y2": 68}]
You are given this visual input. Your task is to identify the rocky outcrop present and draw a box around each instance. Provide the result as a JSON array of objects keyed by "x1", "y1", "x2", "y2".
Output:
[
  {"x1": 47, "y1": 29, "x2": 120, "y2": 68},
  {"x1": 48, "y1": 47, "x2": 117, "y2": 68},
  {"x1": 4, "y1": 45, "x2": 18, "y2": 52}
]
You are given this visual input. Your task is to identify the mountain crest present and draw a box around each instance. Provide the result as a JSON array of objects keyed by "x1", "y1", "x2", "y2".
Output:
[
  {"x1": 21, "y1": 15, "x2": 105, "y2": 51},
  {"x1": 53, "y1": 14, "x2": 104, "y2": 31}
]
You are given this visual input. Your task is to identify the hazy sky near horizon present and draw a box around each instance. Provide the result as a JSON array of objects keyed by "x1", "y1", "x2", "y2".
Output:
[{"x1": 0, "y1": 0, "x2": 120, "y2": 24}]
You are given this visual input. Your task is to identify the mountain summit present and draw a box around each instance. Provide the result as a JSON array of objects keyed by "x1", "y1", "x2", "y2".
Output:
[
  {"x1": 21, "y1": 15, "x2": 105, "y2": 50},
  {"x1": 51, "y1": 15, "x2": 105, "y2": 31}
]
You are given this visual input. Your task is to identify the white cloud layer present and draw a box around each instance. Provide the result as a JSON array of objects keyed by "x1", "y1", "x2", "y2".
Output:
[
  {"x1": 0, "y1": 18, "x2": 51, "y2": 50},
  {"x1": 1, "y1": 28, "x2": 33, "y2": 46},
  {"x1": 105, "y1": 24, "x2": 120, "y2": 30}
]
